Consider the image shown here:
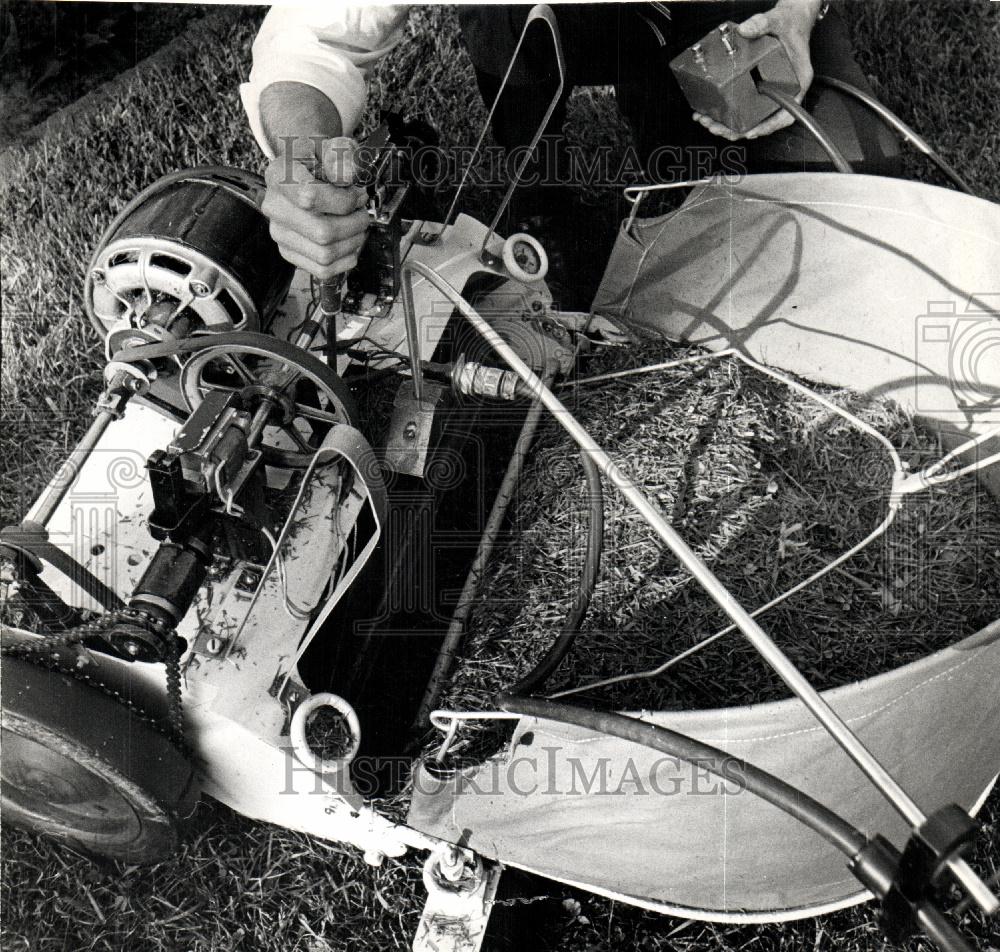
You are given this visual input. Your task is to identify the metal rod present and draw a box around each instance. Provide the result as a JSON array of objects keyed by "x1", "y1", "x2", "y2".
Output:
[
  {"x1": 399, "y1": 261, "x2": 425, "y2": 401},
  {"x1": 399, "y1": 258, "x2": 999, "y2": 915},
  {"x1": 31, "y1": 410, "x2": 116, "y2": 527},
  {"x1": 413, "y1": 366, "x2": 556, "y2": 727},
  {"x1": 437, "y1": 3, "x2": 566, "y2": 243},
  {"x1": 479, "y1": 4, "x2": 566, "y2": 261}
]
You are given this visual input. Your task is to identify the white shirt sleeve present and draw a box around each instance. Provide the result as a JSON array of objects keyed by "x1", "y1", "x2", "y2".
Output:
[{"x1": 240, "y1": 4, "x2": 411, "y2": 156}]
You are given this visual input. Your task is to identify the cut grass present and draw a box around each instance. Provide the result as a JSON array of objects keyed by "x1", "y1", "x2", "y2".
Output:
[
  {"x1": 444, "y1": 341, "x2": 1000, "y2": 718},
  {"x1": 2, "y1": 3, "x2": 999, "y2": 952}
]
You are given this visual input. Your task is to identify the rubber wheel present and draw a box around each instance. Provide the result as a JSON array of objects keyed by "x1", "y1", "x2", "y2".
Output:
[{"x1": 1, "y1": 656, "x2": 197, "y2": 863}]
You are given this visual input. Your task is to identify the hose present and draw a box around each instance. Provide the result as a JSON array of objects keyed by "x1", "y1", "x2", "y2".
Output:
[
  {"x1": 814, "y1": 75, "x2": 973, "y2": 194},
  {"x1": 756, "y1": 82, "x2": 853, "y2": 174},
  {"x1": 507, "y1": 449, "x2": 603, "y2": 696},
  {"x1": 498, "y1": 694, "x2": 867, "y2": 858}
]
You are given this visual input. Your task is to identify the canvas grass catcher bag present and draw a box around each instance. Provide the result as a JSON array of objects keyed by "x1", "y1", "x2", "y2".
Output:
[{"x1": 407, "y1": 173, "x2": 1000, "y2": 921}]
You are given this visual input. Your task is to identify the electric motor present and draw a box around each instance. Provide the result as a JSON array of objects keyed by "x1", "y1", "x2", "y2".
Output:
[{"x1": 85, "y1": 167, "x2": 293, "y2": 347}]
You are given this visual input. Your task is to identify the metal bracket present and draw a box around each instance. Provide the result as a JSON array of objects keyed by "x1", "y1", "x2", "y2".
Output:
[
  {"x1": 413, "y1": 846, "x2": 502, "y2": 952},
  {"x1": 383, "y1": 380, "x2": 448, "y2": 478}
]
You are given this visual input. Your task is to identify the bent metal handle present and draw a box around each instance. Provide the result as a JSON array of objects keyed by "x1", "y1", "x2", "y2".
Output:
[{"x1": 398, "y1": 256, "x2": 999, "y2": 917}]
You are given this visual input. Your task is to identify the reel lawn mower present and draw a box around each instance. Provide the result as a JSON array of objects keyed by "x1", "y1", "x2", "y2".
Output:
[{"x1": 2, "y1": 6, "x2": 998, "y2": 952}]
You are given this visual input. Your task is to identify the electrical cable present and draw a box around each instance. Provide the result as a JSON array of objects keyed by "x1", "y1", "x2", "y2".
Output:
[
  {"x1": 756, "y1": 82, "x2": 853, "y2": 174},
  {"x1": 494, "y1": 697, "x2": 979, "y2": 952},
  {"x1": 498, "y1": 694, "x2": 867, "y2": 858},
  {"x1": 814, "y1": 75, "x2": 973, "y2": 194},
  {"x1": 507, "y1": 449, "x2": 603, "y2": 696}
]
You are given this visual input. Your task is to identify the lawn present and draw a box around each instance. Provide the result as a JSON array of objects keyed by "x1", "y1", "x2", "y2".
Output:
[{"x1": 1, "y1": 3, "x2": 998, "y2": 951}]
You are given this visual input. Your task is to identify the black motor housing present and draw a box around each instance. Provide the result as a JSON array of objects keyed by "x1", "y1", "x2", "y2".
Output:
[{"x1": 86, "y1": 167, "x2": 293, "y2": 344}]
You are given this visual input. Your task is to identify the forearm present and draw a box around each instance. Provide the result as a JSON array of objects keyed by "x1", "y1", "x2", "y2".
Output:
[{"x1": 259, "y1": 82, "x2": 343, "y2": 158}]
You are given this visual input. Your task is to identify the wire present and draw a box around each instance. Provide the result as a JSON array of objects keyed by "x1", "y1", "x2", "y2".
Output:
[
  {"x1": 507, "y1": 448, "x2": 603, "y2": 696},
  {"x1": 547, "y1": 504, "x2": 899, "y2": 700},
  {"x1": 756, "y1": 82, "x2": 853, "y2": 174}
]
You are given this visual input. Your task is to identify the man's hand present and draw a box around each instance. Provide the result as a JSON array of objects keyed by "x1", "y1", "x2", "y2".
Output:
[
  {"x1": 693, "y1": 0, "x2": 823, "y2": 141},
  {"x1": 262, "y1": 136, "x2": 370, "y2": 280}
]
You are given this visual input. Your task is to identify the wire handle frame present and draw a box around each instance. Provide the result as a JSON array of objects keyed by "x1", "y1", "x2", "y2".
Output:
[{"x1": 430, "y1": 5, "x2": 566, "y2": 260}]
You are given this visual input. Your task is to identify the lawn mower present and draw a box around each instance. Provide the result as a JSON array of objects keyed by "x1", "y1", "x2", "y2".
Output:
[{"x1": 2, "y1": 6, "x2": 999, "y2": 952}]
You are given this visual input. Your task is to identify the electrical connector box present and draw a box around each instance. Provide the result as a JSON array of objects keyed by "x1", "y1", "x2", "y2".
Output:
[{"x1": 669, "y1": 22, "x2": 799, "y2": 134}]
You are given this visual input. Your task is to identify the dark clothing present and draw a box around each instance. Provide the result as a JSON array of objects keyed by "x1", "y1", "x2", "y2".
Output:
[{"x1": 458, "y1": 3, "x2": 902, "y2": 180}]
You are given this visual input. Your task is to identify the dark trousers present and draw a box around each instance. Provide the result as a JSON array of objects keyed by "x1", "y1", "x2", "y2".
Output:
[{"x1": 459, "y1": 2, "x2": 902, "y2": 185}]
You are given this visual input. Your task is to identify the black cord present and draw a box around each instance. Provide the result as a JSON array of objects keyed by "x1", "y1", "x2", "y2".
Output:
[
  {"x1": 507, "y1": 450, "x2": 603, "y2": 696},
  {"x1": 756, "y1": 82, "x2": 853, "y2": 174},
  {"x1": 814, "y1": 75, "x2": 973, "y2": 195},
  {"x1": 498, "y1": 694, "x2": 867, "y2": 858}
]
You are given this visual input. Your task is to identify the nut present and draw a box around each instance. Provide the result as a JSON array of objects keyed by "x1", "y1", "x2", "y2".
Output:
[{"x1": 189, "y1": 279, "x2": 212, "y2": 298}]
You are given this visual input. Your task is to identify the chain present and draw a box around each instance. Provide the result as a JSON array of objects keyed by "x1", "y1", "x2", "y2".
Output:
[
  {"x1": 163, "y1": 631, "x2": 185, "y2": 744},
  {"x1": 0, "y1": 612, "x2": 114, "y2": 654},
  {"x1": 488, "y1": 894, "x2": 554, "y2": 908},
  {"x1": 2, "y1": 609, "x2": 186, "y2": 748}
]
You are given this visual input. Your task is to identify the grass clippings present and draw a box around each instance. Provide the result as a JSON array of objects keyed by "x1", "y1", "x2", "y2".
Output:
[
  {"x1": 3, "y1": 3, "x2": 999, "y2": 952},
  {"x1": 442, "y1": 340, "x2": 1000, "y2": 715}
]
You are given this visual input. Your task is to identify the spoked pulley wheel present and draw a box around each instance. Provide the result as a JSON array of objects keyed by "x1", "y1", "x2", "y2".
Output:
[
  {"x1": 178, "y1": 331, "x2": 358, "y2": 468},
  {"x1": 1, "y1": 656, "x2": 196, "y2": 863}
]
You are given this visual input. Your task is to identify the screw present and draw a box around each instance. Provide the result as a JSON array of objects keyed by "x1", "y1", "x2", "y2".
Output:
[
  {"x1": 91, "y1": 268, "x2": 106, "y2": 285},
  {"x1": 190, "y1": 280, "x2": 212, "y2": 297},
  {"x1": 205, "y1": 637, "x2": 225, "y2": 655},
  {"x1": 124, "y1": 641, "x2": 141, "y2": 657},
  {"x1": 237, "y1": 568, "x2": 262, "y2": 591},
  {"x1": 403, "y1": 421, "x2": 418, "y2": 440}
]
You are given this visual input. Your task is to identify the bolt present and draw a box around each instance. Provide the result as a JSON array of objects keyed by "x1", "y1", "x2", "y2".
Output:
[
  {"x1": 124, "y1": 641, "x2": 141, "y2": 657},
  {"x1": 189, "y1": 280, "x2": 212, "y2": 297},
  {"x1": 718, "y1": 25, "x2": 736, "y2": 55},
  {"x1": 205, "y1": 636, "x2": 225, "y2": 655},
  {"x1": 403, "y1": 421, "x2": 418, "y2": 440},
  {"x1": 237, "y1": 568, "x2": 262, "y2": 592},
  {"x1": 531, "y1": 298, "x2": 545, "y2": 312},
  {"x1": 90, "y1": 268, "x2": 107, "y2": 285},
  {"x1": 439, "y1": 846, "x2": 466, "y2": 882}
]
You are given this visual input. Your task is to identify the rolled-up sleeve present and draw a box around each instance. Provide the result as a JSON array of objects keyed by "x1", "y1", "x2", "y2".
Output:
[{"x1": 240, "y1": 5, "x2": 410, "y2": 156}]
